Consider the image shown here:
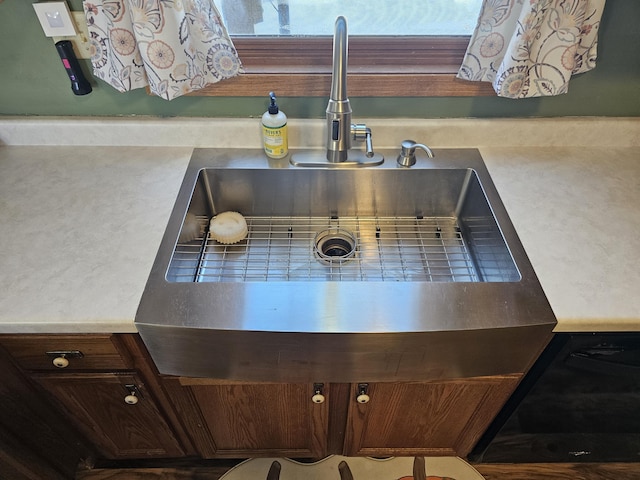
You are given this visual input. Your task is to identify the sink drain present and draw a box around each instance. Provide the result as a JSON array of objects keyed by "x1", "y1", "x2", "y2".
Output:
[{"x1": 314, "y1": 228, "x2": 357, "y2": 264}]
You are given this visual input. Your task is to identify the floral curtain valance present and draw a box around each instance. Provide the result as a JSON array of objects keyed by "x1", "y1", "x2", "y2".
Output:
[
  {"x1": 83, "y1": 0, "x2": 243, "y2": 100},
  {"x1": 458, "y1": 0, "x2": 606, "y2": 99}
]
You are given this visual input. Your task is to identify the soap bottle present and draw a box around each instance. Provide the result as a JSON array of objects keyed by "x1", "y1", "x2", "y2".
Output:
[{"x1": 262, "y1": 92, "x2": 288, "y2": 159}]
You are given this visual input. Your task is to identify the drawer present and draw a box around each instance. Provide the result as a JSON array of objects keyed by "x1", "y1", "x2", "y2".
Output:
[{"x1": 0, "y1": 334, "x2": 131, "y2": 371}]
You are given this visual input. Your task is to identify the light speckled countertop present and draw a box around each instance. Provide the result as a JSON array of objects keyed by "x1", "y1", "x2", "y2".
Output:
[
  {"x1": 481, "y1": 146, "x2": 640, "y2": 332},
  {"x1": 0, "y1": 117, "x2": 638, "y2": 333},
  {"x1": 0, "y1": 146, "x2": 191, "y2": 332}
]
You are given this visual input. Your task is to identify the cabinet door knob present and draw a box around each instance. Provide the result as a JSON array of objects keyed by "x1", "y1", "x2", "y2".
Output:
[
  {"x1": 312, "y1": 393, "x2": 325, "y2": 404},
  {"x1": 312, "y1": 383, "x2": 325, "y2": 404},
  {"x1": 124, "y1": 384, "x2": 141, "y2": 404},
  {"x1": 52, "y1": 356, "x2": 70, "y2": 368},
  {"x1": 356, "y1": 383, "x2": 370, "y2": 404}
]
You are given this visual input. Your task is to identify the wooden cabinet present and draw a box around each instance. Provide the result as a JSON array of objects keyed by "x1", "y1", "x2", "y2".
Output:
[
  {"x1": 0, "y1": 333, "x2": 524, "y2": 463},
  {"x1": 166, "y1": 375, "x2": 521, "y2": 459},
  {"x1": 167, "y1": 378, "x2": 329, "y2": 458},
  {"x1": 0, "y1": 334, "x2": 190, "y2": 460},
  {"x1": 343, "y1": 376, "x2": 521, "y2": 458}
]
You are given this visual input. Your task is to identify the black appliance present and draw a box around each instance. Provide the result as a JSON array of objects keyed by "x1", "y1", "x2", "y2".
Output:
[{"x1": 470, "y1": 333, "x2": 640, "y2": 463}]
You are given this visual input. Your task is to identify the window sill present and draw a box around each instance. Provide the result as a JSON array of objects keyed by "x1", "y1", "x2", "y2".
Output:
[
  {"x1": 194, "y1": 72, "x2": 494, "y2": 97},
  {"x1": 191, "y1": 37, "x2": 496, "y2": 97}
]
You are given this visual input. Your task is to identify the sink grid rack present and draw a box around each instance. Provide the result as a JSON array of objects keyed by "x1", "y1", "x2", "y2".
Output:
[{"x1": 167, "y1": 215, "x2": 508, "y2": 282}]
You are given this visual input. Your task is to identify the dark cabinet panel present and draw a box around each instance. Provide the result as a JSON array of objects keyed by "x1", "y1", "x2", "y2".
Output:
[{"x1": 474, "y1": 334, "x2": 640, "y2": 463}]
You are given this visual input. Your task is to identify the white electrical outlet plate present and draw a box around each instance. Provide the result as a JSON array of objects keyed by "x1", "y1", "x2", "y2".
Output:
[
  {"x1": 53, "y1": 11, "x2": 92, "y2": 59},
  {"x1": 33, "y1": 2, "x2": 77, "y2": 37}
]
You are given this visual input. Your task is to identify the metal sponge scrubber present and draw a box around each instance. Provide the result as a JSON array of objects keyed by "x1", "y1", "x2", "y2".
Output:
[{"x1": 209, "y1": 212, "x2": 248, "y2": 244}]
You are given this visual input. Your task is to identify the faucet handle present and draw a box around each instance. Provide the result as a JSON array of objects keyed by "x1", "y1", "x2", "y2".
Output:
[
  {"x1": 397, "y1": 139, "x2": 434, "y2": 167},
  {"x1": 352, "y1": 124, "x2": 375, "y2": 158}
]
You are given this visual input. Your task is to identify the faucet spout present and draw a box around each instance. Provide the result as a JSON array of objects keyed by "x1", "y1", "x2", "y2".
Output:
[
  {"x1": 326, "y1": 16, "x2": 352, "y2": 163},
  {"x1": 330, "y1": 16, "x2": 348, "y2": 103}
]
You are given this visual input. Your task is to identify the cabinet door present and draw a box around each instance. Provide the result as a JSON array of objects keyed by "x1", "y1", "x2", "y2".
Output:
[
  {"x1": 176, "y1": 380, "x2": 329, "y2": 458},
  {"x1": 34, "y1": 372, "x2": 185, "y2": 459},
  {"x1": 344, "y1": 375, "x2": 520, "y2": 457},
  {"x1": 0, "y1": 344, "x2": 90, "y2": 480}
]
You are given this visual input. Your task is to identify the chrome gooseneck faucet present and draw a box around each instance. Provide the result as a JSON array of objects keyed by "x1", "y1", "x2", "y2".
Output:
[
  {"x1": 325, "y1": 16, "x2": 379, "y2": 164},
  {"x1": 291, "y1": 16, "x2": 383, "y2": 167}
]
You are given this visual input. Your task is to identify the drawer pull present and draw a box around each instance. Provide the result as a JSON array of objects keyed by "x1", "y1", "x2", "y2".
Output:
[
  {"x1": 46, "y1": 350, "x2": 84, "y2": 368},
  {"x1": 53, "y1": 357, "x2": 69, "y2": 368}
]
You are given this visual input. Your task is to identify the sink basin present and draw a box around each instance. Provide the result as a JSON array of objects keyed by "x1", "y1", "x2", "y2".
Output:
[
  {"x1": 167, "y1": 167, "x2": 520, "y2": 283},
  {"x1": 136, "y1": 148, "x2": 556, "y2": 382}
]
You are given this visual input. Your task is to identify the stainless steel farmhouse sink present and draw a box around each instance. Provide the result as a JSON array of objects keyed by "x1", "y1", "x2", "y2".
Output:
[{"x1": 136, "y1": 148, "x2": 556, "y2": 382}]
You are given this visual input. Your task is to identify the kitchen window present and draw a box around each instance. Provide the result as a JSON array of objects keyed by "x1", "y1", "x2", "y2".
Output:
[{"x1": 198, "y1": 0, "x2": 495, "y2": 97}]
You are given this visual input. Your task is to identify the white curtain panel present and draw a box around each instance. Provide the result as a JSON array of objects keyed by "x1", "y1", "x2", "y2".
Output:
[
  {"x1": 83, "y1": 0, "x2": 243, "y2": 100},
  {"x1": 458, "y1": 0, "x2": 606, "y2": 98}
]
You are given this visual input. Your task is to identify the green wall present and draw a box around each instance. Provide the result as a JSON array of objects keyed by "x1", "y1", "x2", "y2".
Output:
[{"x1": 1, "y1": 0, "x2": 638, "y2": 118}]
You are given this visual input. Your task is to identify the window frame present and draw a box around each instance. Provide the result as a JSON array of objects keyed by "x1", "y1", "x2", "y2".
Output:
[{"x1": 195, "y1": 37, "x2": 495, "y2": 97}]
